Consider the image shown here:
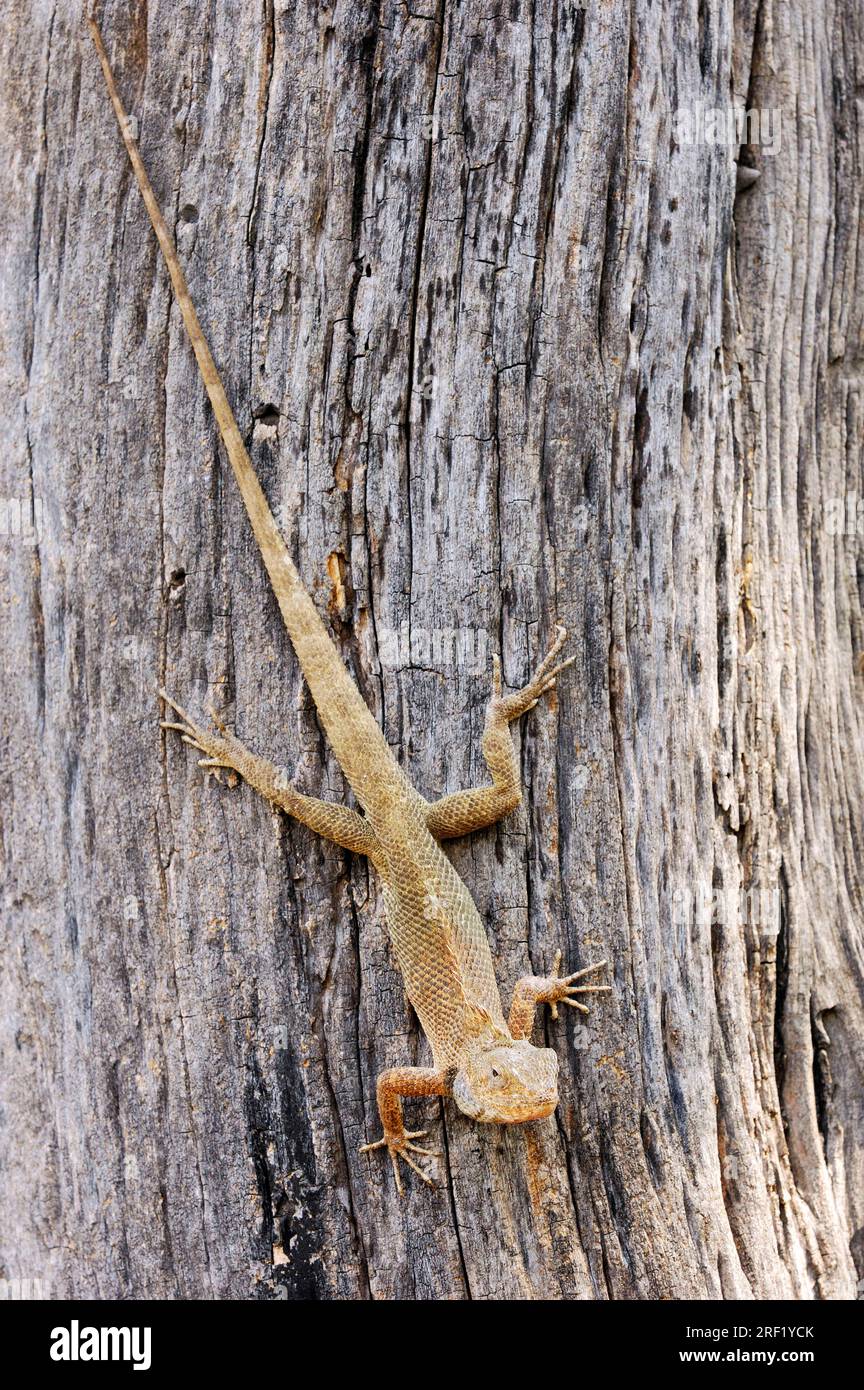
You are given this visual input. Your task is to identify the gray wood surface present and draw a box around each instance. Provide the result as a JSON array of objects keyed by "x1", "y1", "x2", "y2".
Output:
[{"x1": 1, "y1": 0, "x2": 861, "y2": 1299}]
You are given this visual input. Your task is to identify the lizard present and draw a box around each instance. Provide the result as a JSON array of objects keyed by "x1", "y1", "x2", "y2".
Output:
[{"x1": 88, "y1": 17, "x2": 611, "y2": 1194}]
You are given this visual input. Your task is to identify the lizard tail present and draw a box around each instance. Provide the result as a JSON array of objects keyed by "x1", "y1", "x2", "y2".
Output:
[{"x1": 88, "y1": 18, "x2": 406, "y2": 812}]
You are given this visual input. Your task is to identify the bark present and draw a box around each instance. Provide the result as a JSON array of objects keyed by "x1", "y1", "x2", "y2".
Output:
[{"x1": 1, "y1": 0, "x2": 862, "y2": 1300}]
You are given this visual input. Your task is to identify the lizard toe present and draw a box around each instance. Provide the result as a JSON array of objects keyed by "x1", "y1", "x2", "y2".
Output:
[{"x1": 359, "y1": 1130, "x2": 439, "y2": 1191}]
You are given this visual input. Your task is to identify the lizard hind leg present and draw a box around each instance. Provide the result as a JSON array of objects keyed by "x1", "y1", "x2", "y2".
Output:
[
  {"x1": 159, "y1": 688, "x2": 239, "y2": 785},
  {"x1": 159, "y1": 688, "x2": 381, "y2": 857},
  {"x1": 494, "y1": 623, "x2": 577, "y2": 722},
  {"x1": 425, "y1": 625, "x2": 577, "y2": 840}
]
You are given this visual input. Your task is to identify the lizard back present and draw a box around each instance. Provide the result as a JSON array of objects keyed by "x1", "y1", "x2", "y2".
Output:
[{"x1": 374, "y1": 794, "x2": 508, "y2": 1068}]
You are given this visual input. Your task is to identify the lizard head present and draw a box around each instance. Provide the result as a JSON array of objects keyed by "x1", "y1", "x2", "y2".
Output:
[{"x1": 452, "y1": 1039, "x2": 559, "y2": 1124}]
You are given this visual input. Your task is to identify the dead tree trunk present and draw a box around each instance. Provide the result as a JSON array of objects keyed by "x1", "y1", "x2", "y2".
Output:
[{"x1": 1, "y1": 0, "x2": 862, "y2": 1300}]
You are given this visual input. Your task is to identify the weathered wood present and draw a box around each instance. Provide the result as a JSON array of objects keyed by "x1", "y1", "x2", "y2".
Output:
[{"x1": 0, "y1": 0, "x2": 861, "y2": 1299}]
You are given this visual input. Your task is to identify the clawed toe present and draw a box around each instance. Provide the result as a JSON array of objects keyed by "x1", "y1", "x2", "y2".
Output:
[
  {"x1": 396, "y1": 1150, "x2": 434, "y2": 1189},
  {"x1": 559, "y1": 985, "x2": 612, "y2": 1016},
  {"x1": 207, "y1": 703, "x2": 228, "y2": 734},
  {"x1": 533, "y1": 624, "x2": 569, "y2": 675},
  {"x1": 160, "y1": 719, "x2": 207, "y2": 754},
  {"x1": 159, "y1": 688, "x2": 208, "y2": 743},
  {"x1": 546, "y1": 953, "x2": 611, "y2": 1018},
  {"x1": 358, "y1": 1128, "x2": 439, "y2": 1194},
  {"x1": 158, "y1": 687, "x2": 195, "y2": 725},
  {"x1": 541, "y1": 652, "x2": 577, "y2": 687},
  {"x1": 562, "y1": 959, "x2": 608, "y2": 983},
  {"x1": 494, "y1": 625, "x2": 576, "y2": 720},
  {"x1": 537, "y1": 623, "x2": 568, "y2": 669},
  {"x1": 159, "y1": 689, "x2": 239, "y2": 786}
]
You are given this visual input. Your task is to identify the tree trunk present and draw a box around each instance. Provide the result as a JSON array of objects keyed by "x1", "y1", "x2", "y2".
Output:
[{"x1": 1, "y1": 0, "x2": 861, "y2": 1301}]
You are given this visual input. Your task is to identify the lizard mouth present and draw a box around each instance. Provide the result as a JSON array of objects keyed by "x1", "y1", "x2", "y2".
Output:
[
  {"x1": 482, "y1": 1093, "x2": 558, "y2": 1124},
  {"x1": 464, "y1": 1094, "x2": 558, "y2": 1125}
]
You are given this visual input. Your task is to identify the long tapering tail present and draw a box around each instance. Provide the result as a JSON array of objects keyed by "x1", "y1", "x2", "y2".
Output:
[{"x1": 88, "y1": 17, "x2": 409, "y2": 814}]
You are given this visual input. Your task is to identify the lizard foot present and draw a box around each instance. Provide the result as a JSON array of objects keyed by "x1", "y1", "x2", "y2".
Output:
[
  {"x1": 358, "y1": 1129, "x2": 440, "y2": 1196},
  {"x1": 493, "y1": 624, "x2": 576, "y2": 722},
  {"x1": 542, "y1": 949, "x2": 611, "y2": 1018},
  {"x1": 159, "y1": 688, "x2": 240, "y2": 786}
]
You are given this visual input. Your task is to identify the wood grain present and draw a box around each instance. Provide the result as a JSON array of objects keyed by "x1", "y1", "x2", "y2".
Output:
[{"x1": 0, "y1": 0, "x2": 861, "y2": 1299}]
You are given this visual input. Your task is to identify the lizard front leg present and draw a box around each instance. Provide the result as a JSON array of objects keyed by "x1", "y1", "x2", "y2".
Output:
[
  {"x1": 160, "y1": 690, "x2": 379, "y2": 858},
  {"x1": 359, "y1": 1067, "x2": 449, "y2": 1195},
  {"x1": 509, "y1": 950, "x2": 611, "y2": 1039},
  {"x1": 426, "y1": 625, "x2": 576, "y2": 840}
]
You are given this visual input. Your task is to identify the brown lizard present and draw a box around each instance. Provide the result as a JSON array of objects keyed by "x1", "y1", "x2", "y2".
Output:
[{"x1": 89, "y1": 18, "x2": 610, "y2": 1193}]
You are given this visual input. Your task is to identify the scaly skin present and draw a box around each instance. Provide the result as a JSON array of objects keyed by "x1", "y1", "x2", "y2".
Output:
[{"x1": 90, "y1": 18, "x2": 611, "y2": 1195}]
